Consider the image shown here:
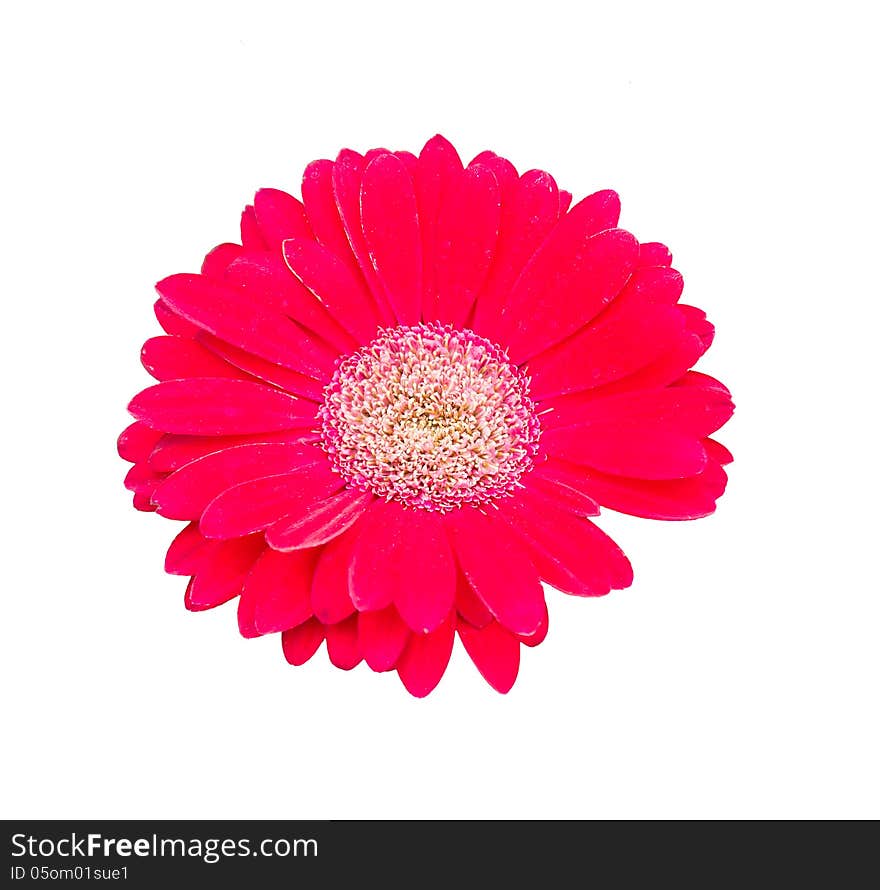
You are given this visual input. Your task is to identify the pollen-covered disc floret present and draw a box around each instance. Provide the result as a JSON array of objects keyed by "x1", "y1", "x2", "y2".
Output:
[{"x1": 319, "y1": 323, "x2": 541, "y2": 511}]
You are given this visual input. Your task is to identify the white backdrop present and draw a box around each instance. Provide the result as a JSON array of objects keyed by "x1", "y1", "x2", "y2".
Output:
[{"x1": 2, "y1": 0, "x2": 877, "y2": 819}]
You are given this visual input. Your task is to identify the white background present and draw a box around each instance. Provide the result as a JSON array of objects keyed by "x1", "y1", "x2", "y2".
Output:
[{"x1": 2, "y1": 0, "x2": 877, "y2": 819}]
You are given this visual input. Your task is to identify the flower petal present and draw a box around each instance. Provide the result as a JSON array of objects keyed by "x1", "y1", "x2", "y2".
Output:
[
  {"x1": 310, "y1": 524, "x2": 358, "y2": 624},
  {"x1": 185, "y1": 535, "x2": 265, "y2": 611},
  {"x1": 154, "y1": 299, "x2": 200, "y2": 337},
  {"x1": 703, "y1": 437, "x2": 734, "y2": 465},
  {"x1": 458, "y1": 620, "x2": 520, "y2": 694},
  {"x1": 523, "y1": 471, "x2": 600, "y2": 517},
  {"x1": 117, "y1": 421, "x2": 164, "y2": 463},
  {"x1": 223, "y1": 253, "x2": 356, "y2": 355},
  {"x1": 359, "y1": 606, "x2": 410, "y2": 672},
  {"x1": 201, "y1": 243, "x2": 244, "y2": 280},
  {"x1": 164, "y1": 521, "x2": 214, "y2": 576},
  {"x1": 332, "y1": 149, "x2": 396, "y2": 324},
  {"x1": 455, "y1": 569, "x2": 493, "y2": 628},
  {"x1": 128, "y1": 378, "x2": 315, "y2": 435},
  {"x1": 415, "y1": 134, "x2": 464, "y2": 315},
  {"x1": 199, "y1": 464, "x2": 343, "y2": 540},
  {"x1": 282, "y1": 238, "x2": 381, "y2": 345},
  {"x1": 152, "y1": 442, "x2": 325, "y2": 520},
  {"x1": 350, "y1": 499, "x2": 456, "y2": 633},
  {"x1": 282, "y1": 617, "x2": 325, "y2": 666},
  {"x1": 148, "y1": 430, "x2": 317, "y2": 473},
  {"x1": 326, "y1": 614, "x2": 362, "y2": 670},
  {"x1": 253, "y1": 188, "x2": 312, "y2": 250},
  {"x1": 499, "y1": 490, "x2": 632, "y2": 597},
  {"x1": 516, "y1": 603, "x2": 549, "y2": 647},
  {"x1": 361, "y1": 152, "x2": 422, "y2": 324},
  {"x1": 397, "y1": 614, "x2": 456, "y2": 698},
  {"x1": 241, "y1": 547, "x2": 316, "y2": 635},
  {"x1": 542, "y1": 423, "x2": 708, "y2": 480},
  {"x1": 472, "y1": 169, "x2": 562, "y2": 338},
  {"x1": 565, "y1": 461, "x2": 729, "y2": 520},
  {"x1": 156, "y1": 273, "x2": 333, "y2": 380},
  {"x1": 197, "y1": 333, "x2": 325, "y2": 401},
  {"x1": 240, "y1": 205, "x2": 267, "y2": 249},
  {"x1": 266, "y1": 488, "x2": 373, "y2": 551},
  {"x1": 500, "y1": 226, "x2": 638, "y2": 362},
  {"x1": 427, "y1": 163, "x2": 500, "y2": 326},
  {"x1": 445, "y1": 506, "x2": 545, "y2": 635},
  {"x1": 302, "y1": 160, "x2": 357, "y2": 262},
  {"x1": 543, "y1": 386, "x2": 735, "y2": 439},
  {"x1": 140, "y1": 335, "x2": 244, "y2": 382},
  {"x1": 638, "y1": 242, "x2": 673, "y2": 267},
  {"x1": 527, "y1": 302, "x2": 685, "y2": 400}
]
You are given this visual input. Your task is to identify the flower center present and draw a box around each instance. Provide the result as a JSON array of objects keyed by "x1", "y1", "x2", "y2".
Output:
[{"x1": 319, "y1": 323, "x2": 541, "y2": 511}]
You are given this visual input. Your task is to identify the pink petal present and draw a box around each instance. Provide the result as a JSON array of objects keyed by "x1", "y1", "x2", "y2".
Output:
[
  {"x1": 223, "y1": 253, "x2": 356, "y2": 355},
  {"x1": 563, "y1": 460, "x2": 728, "y2": 520},
  {"x1": 543, "y1": 386, "x2": 735, "y2": 438},
  {"x1": 282, "y1": 238, "x2": 381, "y2": 344},
  {"x1": 704, "y1": 437, "x2": 734, "y2": 465},
  {"x1": 359, "y1": 606, "x2": 410, "y2": 672},
  {"x1": 638, "y1": 242, "x2": 673, "y2": 267},
  {"x1": 253, "y1": 188, "x2": 312, "y2": 250},
  {"x1": 458, "y1": 620, "x2": 520, "y2": 693},
  {"x1": 301, "y1": 160, "x2": 360, "y2": 271},
  {"x1": 152, "y1": 442, "x2": 325, "y2": 520},
  {"x1": 240, "y1": 547, "x2": 316, "y2": 635},
  {"x1": 397, "y1": 614, "x2": 456, "y2": 698},
  {"x1": 619, "y1": 265, "x2": 684, "y2": 305},
  {"x1": 156, "y1": 273, "x2": 334, "y2": 380},
  {"x1": 415, "y1": 135, "x2": 464, "y2": 314},
  {"x1": 129, "y1": 378, "x2": 315, "y2": 435},
  {"x1": 674, "y1": 370, "x2": 731, "y2": 397},
  {"x1": 240, "y1": 205, "x2": 267, "y2": 249},
  {"x1": 332, "y1": 149, "x2": 396, "y2": 324},
  {"x1": 201, "y1": 243, "x2": 243, "y2": 279},
  {"x1": 523, "y1": 471, "x2": 600, "y2": 517},
  {"x1": 499, "y1": 225, "x2": 638, "y2": 362},
  {"x1": 199, "y1": 464, "x2": 343, "y2": 540},
  {"x1": 361, "y1": 153, "x2": 422, "y2": 324},
  {"x1": 350, "y1": 499, "x2": 456, "y2": 633},
  {"x1": 164, "y1": 521, "x2": 214, "y2": 576},
  {"x1": 517, "y1": 604, "x2": 549, "y2": 647},
  {"x1": 310, "y1": 524, "x2": 358, "y2": 624},
  {"x1": 679, "y1": 305, "x2": 715, "y2": 348},
  {"x1": 123, "y1": 459, "x2": 161, "y2": 495},
  {"x1": 148, "y1": 429, "x2": 317, "y2": 473},
  {"x1": 185, "y1": 535, "x2": 265, "y2": 611},
  {"x1": 237, "y1": 586, "x2": 259, "y2": 639},
  {"x1": 542, "y1": 423, "x2": 708, "y2": 480},
  {"x1": 282, "y1": 617, "x2": 325, "y2": 666},
  {"x1": 117, "y1": 421, "x2": 164, "y2": 463},
  {"x1": 154, "y1": 299, "x2": 200, "y2": 337},
  {"x1": 197, "y1": 333, "x2": 325, "y2": 401},
  {"x1": 427, "y1": 163, "x2": 500, "y2": 326},
  {"x1": 500, "y1": 490, "x2": 632, "y2": 597},
  {"x1": 394, "y1": 150, "x2": 418, "y2": 175},
  {"x1": 445, "y1": 506, "x2": 545, "y2": 635},
  {"x1": 527, "y1": 302, "x2": 684, "y2": 400},
  {"x1": 558, "y1": 190, "x2": 573, "y2": 214},
  {"x1": 455, "y1": 569, "x2": 493, "y2": 628},
  {"x1": 266, "y1": 488, "x2": 373, "y2": 551},
  {"x1": 132, "y1": 489, "x2": 158, "y2": 512},
  {"x1": 325, "y1": 614, "x2": 362, "y2": 670},
  {"x1": 471, "y1": 168, "x2": 561, "y2": 338},
  {"x1": 140, "y1": 335, "x2": 244, "y2": 382}
]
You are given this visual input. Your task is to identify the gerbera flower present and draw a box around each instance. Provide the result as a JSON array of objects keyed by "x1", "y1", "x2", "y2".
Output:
[{"x1": 119, "y1": 135, "x2": 734, "y2": 697}]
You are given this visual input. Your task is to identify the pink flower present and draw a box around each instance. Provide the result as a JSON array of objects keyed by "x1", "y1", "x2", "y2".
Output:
[{"x1": 120, "y1": 135, "x2": 734, "y2": 697}]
